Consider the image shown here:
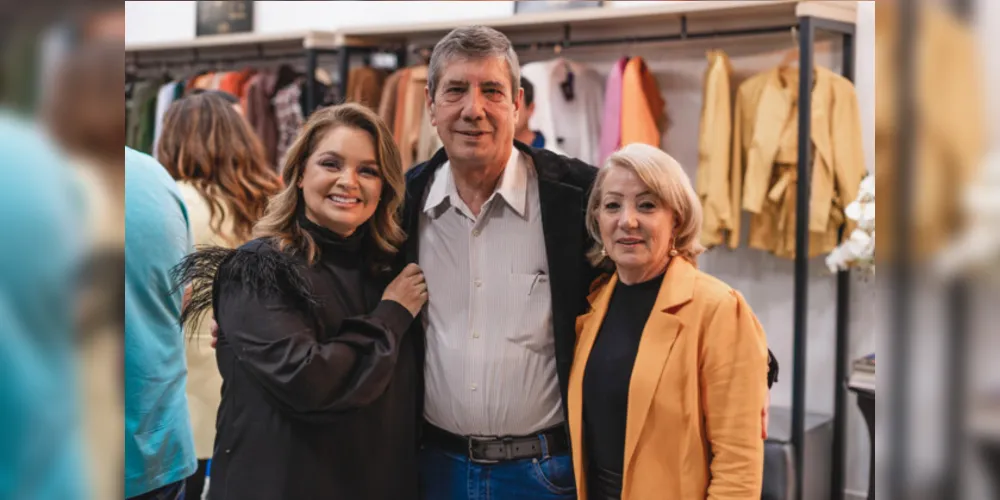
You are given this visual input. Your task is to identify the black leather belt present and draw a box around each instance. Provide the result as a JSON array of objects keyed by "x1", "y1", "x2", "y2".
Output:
[{"x1": 423, "y1": 423, "x2": 570, "y2": 464}]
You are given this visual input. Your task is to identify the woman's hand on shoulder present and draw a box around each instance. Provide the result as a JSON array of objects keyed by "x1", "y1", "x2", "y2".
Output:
[{"x1": 382, "y1": 263, "x2": 428, "y2": 318}]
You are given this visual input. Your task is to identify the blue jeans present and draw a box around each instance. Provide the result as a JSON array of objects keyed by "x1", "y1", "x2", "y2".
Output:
[{"x1": 419, "y1": 445, "x2": 577, "y2": 500}]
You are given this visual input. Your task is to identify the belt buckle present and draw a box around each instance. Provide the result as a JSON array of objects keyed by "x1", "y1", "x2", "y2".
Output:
[{"x1": 467, "y1": 436, "x2": 500, "y2": 464}]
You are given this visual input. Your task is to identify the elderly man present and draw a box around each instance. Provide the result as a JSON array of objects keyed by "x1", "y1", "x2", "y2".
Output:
[{"x1": 402, "y1": 25, "x2": 597, "y2": 499}]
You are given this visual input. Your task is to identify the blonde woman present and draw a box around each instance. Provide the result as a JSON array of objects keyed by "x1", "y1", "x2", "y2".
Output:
[
  {"x1": 568, "y1": 144, "x2": 772, "y2": 500},
  {"x1": 175, "y1": 103, "x2": 426, "y2": 500}
]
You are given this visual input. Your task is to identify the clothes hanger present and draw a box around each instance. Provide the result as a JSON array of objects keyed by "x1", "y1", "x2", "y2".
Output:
[
  {"x1": 552, "y1": 42, "x2": 575, "y2": 101},
  {"x1": 315, "y1": 67, "x2": 333, "y2": 86},
  {"x1": 777, "y1": 26, "x2": 800, "y2": 69}
]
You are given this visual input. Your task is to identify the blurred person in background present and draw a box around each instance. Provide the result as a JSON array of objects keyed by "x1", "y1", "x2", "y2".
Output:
[
  {"x1": 156, "y1": 91, "x2": 282, "y2": 499},
  {"x1": 515, "y1": 76, "x2": 567, "y2": 156},
  {"x1": 41, "y1": 40, "x2": 125, "y2": 500},
  {"x1": 124, "y1": 146, "x2": 197, "y2": 500},
  {"x1": 569, "y1": 144, "x2": 771, "y2": 500},
  {"x1": 0, "y1": 112, "x2": 87, "y2": 499},
  {"x1": 175, "y1": 103, "x2": 426, "y2": 500}
]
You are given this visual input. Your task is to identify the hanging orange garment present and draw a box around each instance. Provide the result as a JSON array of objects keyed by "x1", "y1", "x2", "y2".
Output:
[
  {"x1": 393, "y1": 69, "x2": 413, "y2": 141},
  {"x1": 346, "y1": 66, "x2": 386, "y2": 110},
  {"x1": 219, "y1": 69, "x2": 256, "y2": 98},
  {"x1": 187, "y1": 72, "x2": 215, "y2": 93},
  {"x1": 378, "y1": 70, "x2": 405, "y2": 133},
  {"x1": 620, "y1": 57, "x2": 665, "y2": 148},
  {"x1": 399, "y1": 66, "x2": 429, "y2": 170}
]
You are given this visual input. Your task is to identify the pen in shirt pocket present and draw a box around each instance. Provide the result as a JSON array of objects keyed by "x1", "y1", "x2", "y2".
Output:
[{"x1": 529, "y1": 271, "x2": 548, "y2": 295}]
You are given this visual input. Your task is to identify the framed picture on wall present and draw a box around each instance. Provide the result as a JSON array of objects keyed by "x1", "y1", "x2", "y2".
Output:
[
  {"x1": 514, "y1": 1, "x2": 603, "y2": 15},
  {"x1": 196, "y1": 0, "x2": 254, "y2": 37}
]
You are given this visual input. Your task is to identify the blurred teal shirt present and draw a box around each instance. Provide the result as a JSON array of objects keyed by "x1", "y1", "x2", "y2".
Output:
[
  {"x1": 124, "y1": 147, "x2": 197, "y2": 497},
  {"x1": 0, "y1": 114, "x2": 85, "y2": 499}
]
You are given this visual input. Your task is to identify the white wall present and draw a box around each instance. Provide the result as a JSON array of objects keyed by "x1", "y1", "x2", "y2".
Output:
[
  {"x1": 124, "y1": 0, "x2": 878, "y2": 496},
  {"x1": 125, "y1": 1, "x2": 515, "y2": 45},
  {"x1": 256, "y1": 1, "x2": 513, "y2": 34},
  {"x1": 125, "y1": 1, "x2": 196, "y2": 45}
]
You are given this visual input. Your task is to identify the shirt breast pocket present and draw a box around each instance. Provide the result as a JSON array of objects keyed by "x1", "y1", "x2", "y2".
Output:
[{"x1": 505, "y1": 273, "x2": 554, "y2": 354}]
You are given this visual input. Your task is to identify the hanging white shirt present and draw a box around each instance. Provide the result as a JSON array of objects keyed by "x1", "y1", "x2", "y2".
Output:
[
  {"x1": 521, "y1": 58, "x2": 605, "y2": 165},
  {"x1": 152, "y1": 81, "x2": 178, "y2": 160}
]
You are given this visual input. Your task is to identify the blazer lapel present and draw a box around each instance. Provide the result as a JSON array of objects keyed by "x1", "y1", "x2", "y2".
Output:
[{"x1": 622, "y1": 258, "x2": 697, "y2": 482}]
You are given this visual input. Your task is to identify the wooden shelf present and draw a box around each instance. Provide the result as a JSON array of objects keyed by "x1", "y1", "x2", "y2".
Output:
[
  {"x1": 337, "y1": 0, "x2": 856, "y2": 47},
  {"x1": 125, "y1": 1, "x2": 856, "y2": 57},
  {"x1": 125, "y1": 30, "x2": 340, "y2": 54}
]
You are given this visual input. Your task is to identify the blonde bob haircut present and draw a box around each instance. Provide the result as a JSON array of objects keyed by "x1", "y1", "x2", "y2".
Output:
[
  {"x1": 254, "y1": 103, "x2": 406, "y2": 274},
  {"x1": 586, "y1": 143, "x2": 706, "y2": 267}
]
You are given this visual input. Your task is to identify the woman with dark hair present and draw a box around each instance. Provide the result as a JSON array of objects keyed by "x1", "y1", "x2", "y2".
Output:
[
  {"x1": 156, "y1": 91, "x2": 283, "y2": 497},
  {"x1": 174, "y1": 102, "x2": 426, "y2": 500}
]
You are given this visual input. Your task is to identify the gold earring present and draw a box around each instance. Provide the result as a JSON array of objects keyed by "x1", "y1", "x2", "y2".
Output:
[
  {"x1": 600, "y1": 247, "x2": 607, "y2": 257},
  {"x1": 669, "y1": 248, "x2": 679, "y2": 257}
]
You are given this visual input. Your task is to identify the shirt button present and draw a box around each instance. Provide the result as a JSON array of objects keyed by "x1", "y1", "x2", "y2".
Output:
[
  {"x1": 472, "y1": 229, "x2": 481, "y2": 237},
  {"x1": 474, "y1": 279, "x2": 482, "y2": 288},
  {"x1": 470, "y1": 383, "x2": 478, "y2": 391},
  {"x1": 472, "y1": 331, "x2": 480, "y2": 339}
]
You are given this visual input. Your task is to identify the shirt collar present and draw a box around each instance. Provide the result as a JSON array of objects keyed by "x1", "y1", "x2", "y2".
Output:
[{"x1": 422, "y1": 148, "x2": 529, "y2": 219}]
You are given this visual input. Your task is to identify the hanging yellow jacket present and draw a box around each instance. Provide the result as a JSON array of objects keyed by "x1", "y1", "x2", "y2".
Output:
[
  {"x1": 875, "y1": 2, "x2": 985, "y2": 262},
  {"x1": 697, "y1": 50, "x2": 734, "y2": 248},
  {"x1": 620, "y1": 57, "x2": 665, "y2": 148},
  {"x1": 731, "y1": 65, "x2": 866, "y2": 258}
]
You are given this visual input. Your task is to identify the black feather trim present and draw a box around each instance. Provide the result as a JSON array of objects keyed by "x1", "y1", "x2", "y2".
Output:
[
  {"x1": 171, "y1": 246, "x2": 235, "y2": 331},
  {"x1": 171, "y1": 240, "x2": 320, "y2": 332},
  {"x1": 767, "y1": 348, "x2": 779, "y2": 388}
]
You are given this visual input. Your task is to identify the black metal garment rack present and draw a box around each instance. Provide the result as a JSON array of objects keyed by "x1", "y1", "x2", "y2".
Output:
[
  {"x1": 304, "y1": 46, "x2": 342, "y2": 116},
  {"x1": 793, "y1": 14, "x2": 856, "y2": 500}
]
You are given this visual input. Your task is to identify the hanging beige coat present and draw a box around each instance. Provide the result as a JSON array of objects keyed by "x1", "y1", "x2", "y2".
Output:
[
  {"x1": 730, "y1": 65, "x2": 866, "y2": 258},
  {"x1": 697, "y1": 50, "x2": 734, "y2": 248},
  {"x1": 177, "y1": 181, "x2": 240, "y2": 459}
]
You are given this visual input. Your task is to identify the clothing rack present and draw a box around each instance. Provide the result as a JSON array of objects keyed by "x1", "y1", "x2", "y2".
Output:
[{"x1": 125, "y1": 31, "x2": 345, "y2": 116}]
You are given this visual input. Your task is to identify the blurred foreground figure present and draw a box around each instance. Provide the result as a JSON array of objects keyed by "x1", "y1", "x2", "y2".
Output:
[
  {"x1": 42, "y1": 40, "x2": 126, "y2": 500},
  {"x1": 875, "y1": 2, "x2": 993, "y2": 500},
  {"x1": 0, "y1": 113, "x2": 86, "y2": 498},
  {"x1": 124, "y1": 148, "x2": 197, "y2": 499},
  {"x1": 875, "y1": 0, "x2": 985, "y2": 263}
]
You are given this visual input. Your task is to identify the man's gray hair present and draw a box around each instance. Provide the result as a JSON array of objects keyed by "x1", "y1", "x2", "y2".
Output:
[{"x1": 427, "y1": 25, "x2": 520, "y2": 102}]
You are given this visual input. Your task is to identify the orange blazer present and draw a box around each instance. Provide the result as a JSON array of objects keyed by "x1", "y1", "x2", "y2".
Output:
[
  {"x1": 569, "y1": 258, "x2": 769, "y2": 500},
  {"x1": 620, "y1": 56, "x2": 665, "y2": 148}
]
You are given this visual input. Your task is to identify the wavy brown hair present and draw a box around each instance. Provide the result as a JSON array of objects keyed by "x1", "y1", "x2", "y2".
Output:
[
  {"x1": 254, "y1": 103, "x2": 406, "y2": 274},
  {"x1": 157, "y1": 92, "x2": 282, "y2": 243}
]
